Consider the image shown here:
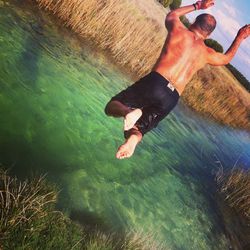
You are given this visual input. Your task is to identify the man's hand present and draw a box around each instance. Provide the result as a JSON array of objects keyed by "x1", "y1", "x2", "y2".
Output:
[
  {"x1": 196, "y1": 0, "x2": 215, "y2": 10},
  {"x1": 237, "y1": 24, "x2": 250, "y2": 40}
]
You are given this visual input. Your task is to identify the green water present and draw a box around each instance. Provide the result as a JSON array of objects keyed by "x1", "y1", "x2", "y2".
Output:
[{"x1": 1, "y1": 1, "x2": 250, "y2": 249}]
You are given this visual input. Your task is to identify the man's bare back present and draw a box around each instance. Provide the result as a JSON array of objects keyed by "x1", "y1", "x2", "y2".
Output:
[
  {"x1": 105, "y1": 0, "x2": 250, "y2": 159},
  {"x1": 153, "y1": 18, "x2": 208, "y2": 95}
]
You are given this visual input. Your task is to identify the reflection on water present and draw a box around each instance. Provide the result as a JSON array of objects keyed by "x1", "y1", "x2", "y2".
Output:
[{"x1": 0, "y1": 1, "x2": 250, "y2": 249}]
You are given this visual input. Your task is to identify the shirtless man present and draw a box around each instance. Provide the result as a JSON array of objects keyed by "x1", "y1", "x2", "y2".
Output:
[{"x1": 105, "y1": 0, "x2": 250, "y2": 159}]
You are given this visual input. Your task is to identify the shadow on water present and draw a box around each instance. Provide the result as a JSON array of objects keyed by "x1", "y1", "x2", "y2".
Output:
[
  {"x1": 70, "y1": 209, "x2": 115, "y2": 233},
  {"x1": 16, "y1": 17, "x2": 45, "y2": 90},
  {"x1": 0, "y1": 2, "x2": 46, "y2": 92},
  {"x1": 69, "y1": 209, "x2": 144, "y2": 248},
  {"x1": 0, "y1": 136, "x2": 68, "y2": 179}
]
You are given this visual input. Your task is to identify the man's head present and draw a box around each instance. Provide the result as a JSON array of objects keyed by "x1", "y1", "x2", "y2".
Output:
[{"x1": 191, "y1": 13, "x2": 217, "y2": 37}]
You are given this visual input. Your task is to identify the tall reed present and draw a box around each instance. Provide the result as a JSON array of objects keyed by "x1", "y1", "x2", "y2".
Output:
[
  {"x1": 215, "y1": 166, "x2": 250, "y2": 250},
  {"x1": 216, "y1": 167, "x2": 250, "y2": 220},
  {"x1": 35, "y1": 0, "x2": 250, "y2": 130},
  {"x1": 0, "y1": 169, "x2": 56, "y2": 238},
  {"x1": 182, "y1": 65, "x2": 250, "y2": 130},
  {"x1": 36, "y1": 0, "x2": 167, "y2": 76}
]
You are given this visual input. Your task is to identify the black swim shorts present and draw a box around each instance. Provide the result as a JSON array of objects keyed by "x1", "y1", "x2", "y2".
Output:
[{"x1": 109, "y1": 71, "x2": 180, "y2": 137}]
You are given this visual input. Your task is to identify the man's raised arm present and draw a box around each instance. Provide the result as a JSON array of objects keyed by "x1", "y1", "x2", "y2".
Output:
[
  {"x1": 166, "y1": 0, "x2": 215, "y2": 20},
  {"x1": 207, "y1": 25, "x2": 250, "y2": 66}
]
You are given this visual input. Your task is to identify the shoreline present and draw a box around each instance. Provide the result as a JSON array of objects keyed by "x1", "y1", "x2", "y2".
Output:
[{"x1": 35, "y1": 0, "x2": 250, "y2": 131}]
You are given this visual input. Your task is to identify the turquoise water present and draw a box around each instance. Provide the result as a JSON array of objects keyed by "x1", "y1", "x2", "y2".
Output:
[{"x1": 1, "y1": 1, "x2": 250, "y2": 249}]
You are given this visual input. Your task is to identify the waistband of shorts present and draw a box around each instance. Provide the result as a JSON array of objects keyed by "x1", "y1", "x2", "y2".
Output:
[{"x1": 150, "y1": 71, "x2": 180, "y2": 98}]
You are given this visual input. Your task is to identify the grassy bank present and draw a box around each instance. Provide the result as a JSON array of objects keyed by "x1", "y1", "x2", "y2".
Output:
[
  {"x1": 0, "y1": 169, "x2": 166, "y2": 249},
  {"x1": 215, "y1": 167, "x2": 250, "y2": 249},
  {"x1": 34, "y1": 0, "x2": 250, "y2": 130},
  {"x1": 182, "y1": 66, "x2": 250, "y2": 130}
]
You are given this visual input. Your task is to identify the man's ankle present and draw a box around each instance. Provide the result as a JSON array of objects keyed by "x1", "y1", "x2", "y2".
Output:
[
  {"x1": 129, "y1": 131, "x2": 142, "y2": 143},
  {"x1": 124, "y1": 126, "x2": 143, "y2": 141}
]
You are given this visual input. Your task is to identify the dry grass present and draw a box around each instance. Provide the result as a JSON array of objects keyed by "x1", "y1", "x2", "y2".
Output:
[
  {"x1": 35, "y1": 0, "x2": 250, "y2": 130},
  {"x1": 122, "y1": 230, "x2": 166, "y2": 250},
  {"x1": 182, "y1": 65, "x2": 250, "y2": 130},
  {"x1": 35, "y1": 0, "x2": 166, "y2": 76},
  {"x1": 0, "y1": 169, "x2": 56, "y2": 239},
  {"x1": 85, "y1": 230, "x2": 166, "y2": 250},
  {"x1": 215, "y1": 166, "x2": 250, "y2": 250},
  {"x1": 216, "y1": 167, "x2": 250, "y2": 220}
]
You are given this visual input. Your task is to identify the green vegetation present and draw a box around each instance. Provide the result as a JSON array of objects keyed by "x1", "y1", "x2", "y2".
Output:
[
  {"x1": 157, "y1": 0, "x2": 173, "y2": 8},
  {"x1": 204, "y1": 39, "x2": 224, "y2": 53},
  {"x1": 0, "y1": 169, "x2": 166, "y2": 249},
  {"x1": 157, "y1": 0, "x2": 182, "y2": 9},
  {"x1": 169, "y1": 0, "x2": 182, "y2": 10},
  {"x1": 226, "y1": 64, "x2": 250, "y2": 92},
  {"x1": 180, "y1": 15, "x2": 191, "y2": 28}
]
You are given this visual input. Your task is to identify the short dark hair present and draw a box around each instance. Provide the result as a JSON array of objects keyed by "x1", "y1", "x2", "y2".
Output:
[{"x1": 194, "y1": 14, "x2": 216, "y2": 34}]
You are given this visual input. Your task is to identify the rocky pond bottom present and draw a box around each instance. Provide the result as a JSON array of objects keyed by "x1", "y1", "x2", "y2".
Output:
[{"x1": 0, "y1": 1, "x2": 250, "y2": 249}]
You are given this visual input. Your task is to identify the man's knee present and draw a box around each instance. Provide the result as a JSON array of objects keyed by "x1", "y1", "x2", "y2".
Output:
[
  {"x1": 104, "y1": 102, "x2": 111, "y2": 116},
  {"x1": 104, "y1": 101, "x2": 116, "y2": 116}
]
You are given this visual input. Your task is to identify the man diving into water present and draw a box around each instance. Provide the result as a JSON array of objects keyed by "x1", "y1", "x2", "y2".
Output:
[{"x1": 105, "y1": 0, "x2": 250, "y2": 159}]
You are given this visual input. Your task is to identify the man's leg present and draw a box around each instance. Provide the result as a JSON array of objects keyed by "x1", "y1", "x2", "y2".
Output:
[
  {"x1": 116, "y1": 127, "x2": 142, "y2": 159},
  {"x1": 105, "y1": 100, "x2": 142, "y2": 130},
  {"x1": 104, "y1": 100, "x2": 130, "y2": 117}
]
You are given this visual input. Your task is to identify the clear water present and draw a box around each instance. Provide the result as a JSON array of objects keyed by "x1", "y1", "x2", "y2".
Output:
[{"x1": 1, "y1": 1, "x2": 250, "y2": 249}]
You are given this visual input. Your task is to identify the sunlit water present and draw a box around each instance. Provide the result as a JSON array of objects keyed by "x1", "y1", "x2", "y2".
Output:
[{"x1": 1, "y1": 2, "x2": 250, "y2": 249}]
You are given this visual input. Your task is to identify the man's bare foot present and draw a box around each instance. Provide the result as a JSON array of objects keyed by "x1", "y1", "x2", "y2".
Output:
[
  {"x1": 124, "y1": 108, "x2": 142, "y2": 131},
  {"x1": 116, "y1": 141, "x2": 136, "y2": 159},
  {"x1": 116, "y1": 134, "x2": 141, "y2": 159}
]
